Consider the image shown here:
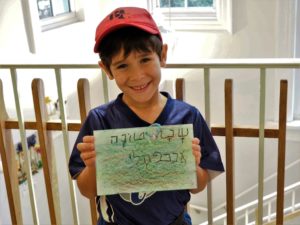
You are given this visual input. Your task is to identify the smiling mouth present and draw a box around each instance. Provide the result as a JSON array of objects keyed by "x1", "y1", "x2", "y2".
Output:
[{"x1": 131, "y1": 82, "x2": 149, "y2": 91}]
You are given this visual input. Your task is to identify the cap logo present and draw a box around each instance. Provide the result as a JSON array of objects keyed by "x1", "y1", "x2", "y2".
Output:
[{"x1": 109, "y1": 9, "x2": 125, "y2": 20}]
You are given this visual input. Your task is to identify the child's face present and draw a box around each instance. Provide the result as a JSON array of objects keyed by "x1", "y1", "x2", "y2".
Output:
[{"x1": 100, "y1": 44, "x2": 168, "y2": 108}]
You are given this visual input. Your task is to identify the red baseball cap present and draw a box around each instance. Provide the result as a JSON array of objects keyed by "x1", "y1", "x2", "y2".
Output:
[{"x1": 94, "y1": 7, "x2": 162, "y2": 53}]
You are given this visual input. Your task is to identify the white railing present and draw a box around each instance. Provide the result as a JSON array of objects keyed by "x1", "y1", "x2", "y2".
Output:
[
  {"x1": 198, "y1": 181, "x2": 300, "y2": 225},
  {"x1": 0, "y1": 59, "x2": 299, "y2": 225},
  {"x1": 192, "y1": 158, "x2": 300, "y2": 224}
]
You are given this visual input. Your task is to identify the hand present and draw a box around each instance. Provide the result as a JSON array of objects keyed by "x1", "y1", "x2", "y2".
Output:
[
  {"x1": 190, "y1": 137, "x2": 208, "y2": 193},
  {"x1": 192, "y1": 137, "x2": 201, "y2": 166},
  {"x1": 77, "y1": 136, "x2": 96, "y2": 168}
]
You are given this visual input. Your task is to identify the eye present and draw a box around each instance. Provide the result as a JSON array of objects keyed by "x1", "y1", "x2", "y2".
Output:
[
  {"x1": 116, "y1": 64, "x2": 127, "y2": 70},
  {"x1": 141, "y1": 57, "x2": 151, "y2": 64}
]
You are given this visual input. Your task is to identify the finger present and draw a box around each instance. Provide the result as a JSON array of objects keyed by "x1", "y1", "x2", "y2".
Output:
[
  {"x1": 77, "y1": 142, "x2": 94, "y2": 153},
  {"x1": 192, "y1": 142, "x2": 200, "y2": 151},
  {"x1": 192, "y1": 137, "x2": 200, "y2": 145},
  {"x1": 193, "y1": 148, "x2": 201, "y2": 159},
  {"x1": 81, "y1": 151, "x2": 96, "y2": 161},
  {"x1": 192, "y1": 148, "x2": 200, "y2": 156},
  {"x1": 83, "y1": 135, "x2": 95, "y2": 143}
]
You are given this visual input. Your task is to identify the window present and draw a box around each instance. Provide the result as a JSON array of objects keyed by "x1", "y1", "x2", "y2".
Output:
[
  {"x1": 159, "y1": 0, "x2": 213, "y2": 7},
  {"x1": 36, "y1": 0, "x2": 81, "y2": 31},
  {"x1": 37, "y1": 0, "x2": 71, "y2": 19},
  {"x1": 149, "y1": 0, "x2": 232, "y2": 32},
  {"x1": 20, "y1": 0, "x2": 83, "y2": 53}
]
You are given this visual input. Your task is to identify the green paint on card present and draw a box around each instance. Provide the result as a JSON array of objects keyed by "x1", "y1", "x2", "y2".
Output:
[{"x1": 94, "y1": 124, "x2": 196, "y2": 195}]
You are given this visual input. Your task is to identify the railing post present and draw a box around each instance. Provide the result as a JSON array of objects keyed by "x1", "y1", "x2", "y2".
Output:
[
  {"x1": 257, "y1": 68, "x2": 266, "y2": 225},
  {"x1": 101, "y1": 69, "x2": 109, "y2": 104},
  {"x1": 0, "y1": 79, "x2": 23, "y2": 225},
  {"x1": 77, "y1": 78, "x2": 98, "y2": 225},
  {"x1": 11, "y1": 68, "x2": 39, "y2": 225},
  {"x1": 267, "y1": 202, "x2": 271, "y2": 222},
  {"x1": 276, "y1": 80, "x2": 288, "y2": 224},
  {"x1": 175, "y1": 78, "x2": 184, "y2": 101},
  {"x1": 204, "y1": 67, "x2": 213, "y2": 225},
  {"x1": 291, "y1": 190, "x2": 295, "y2": 212},
  {"x1": 32, "y1": 78, "x2": 61, "y2": 225},
  {"x1": 55, "y1": 68, "x2": 80, "y2": 225},
  {"x1": 245, "y1": 209, "x2": 249, "y2": 224},
  {"x1": 225, "y1": 79, "x2": 235, "y2": 225}
]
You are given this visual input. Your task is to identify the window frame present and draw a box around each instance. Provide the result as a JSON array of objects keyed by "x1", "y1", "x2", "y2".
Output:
[
  {"x1": 38, "y1": 0, "x2": 80, "y2": 31},
  {"x1": 40, "y1": 11, "x2": 78, "y2": 31},
  {"x1": 21, "y1": 0, "x2": 84, "y2": 53},
  {"x1": 148, "y1": 0, "x2": 232, "y2": 33}
]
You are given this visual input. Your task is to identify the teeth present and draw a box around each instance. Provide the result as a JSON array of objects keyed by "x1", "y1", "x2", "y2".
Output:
[{"x1": 132, "y1": 83, "x2": 147, "y2": 90}]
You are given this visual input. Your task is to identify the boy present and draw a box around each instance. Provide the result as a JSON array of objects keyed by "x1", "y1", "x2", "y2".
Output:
[{"x1": 69, "y1": 7, "x2": 224, "y2": 225}]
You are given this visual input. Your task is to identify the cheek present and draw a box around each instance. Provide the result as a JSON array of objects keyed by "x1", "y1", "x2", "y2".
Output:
[
  {"x1": 153, "y1": 67, "x2": 162, "y2": 80},
  {"x1": 147, "y1": 62, "x2": 161, "y2": 77},
  {"x1": 156, "y1": 72, "x2": 162, "y2": 82},
  {"x1": 113, "y1": 72, "x2": 126, "y2": 82},
  {"x1": 115, "y1": 78, "x2": 125, "y2": 88},
  {"x1": 114, "y1": 76, "x2": 129, "y2": 90}
]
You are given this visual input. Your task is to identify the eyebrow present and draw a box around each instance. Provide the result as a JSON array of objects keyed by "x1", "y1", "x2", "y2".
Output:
[
  {"x1": 111, "y1": 59, "x2": 125, "y2": 67},
  {"x1": 111, "y1": 52, "x2": 152, "y2": 67}
]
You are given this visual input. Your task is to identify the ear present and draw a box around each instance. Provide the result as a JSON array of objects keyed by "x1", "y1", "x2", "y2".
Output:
[
  {"x1": 160, "y1": 44, "x2": 168, "y2": 67},
  {"x1": 98, "y1": 61, "x2": 114, "y2": 80}
]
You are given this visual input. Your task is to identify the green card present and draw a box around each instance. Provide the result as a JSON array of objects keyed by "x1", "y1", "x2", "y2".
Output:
[{"x1": 94, "y1": 124, "x2": 196, "y2": 195}]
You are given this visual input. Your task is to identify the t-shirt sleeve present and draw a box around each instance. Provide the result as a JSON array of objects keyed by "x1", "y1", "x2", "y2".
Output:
[
  {"x1": 68, "y1": 110, "x2": 98, "y2": 179},
  {"x1": 193, "y1": 109, "x2": 225, "y2": 180}
]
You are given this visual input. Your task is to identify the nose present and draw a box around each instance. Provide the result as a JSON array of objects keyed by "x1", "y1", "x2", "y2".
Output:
[{"x1": 129, "y1": 64, "x2": 146, "y2": 81}]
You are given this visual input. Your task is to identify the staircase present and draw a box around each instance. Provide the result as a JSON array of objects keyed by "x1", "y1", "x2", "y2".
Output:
[{"x1": 190, "y1": 159, "x2": 300, "y2": 225}]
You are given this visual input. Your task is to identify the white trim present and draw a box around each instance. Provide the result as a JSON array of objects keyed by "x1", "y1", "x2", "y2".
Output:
[
  {"x1": 39, "y1": 0, "x2": 85, "y2": 31},
  {"x1": 150, "y1": 0, "x2": 232, "y2": 33},
  {"x1": 40, "y1": 12, "x2": 80, "y2": 31}
]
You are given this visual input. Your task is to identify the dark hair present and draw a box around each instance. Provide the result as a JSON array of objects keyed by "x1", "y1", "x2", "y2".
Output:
[{"x1": 98, "y1": 27, "x2": 163, "y2": 72}]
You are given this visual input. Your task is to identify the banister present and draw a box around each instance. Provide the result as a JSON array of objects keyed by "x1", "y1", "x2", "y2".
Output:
[
  {"x1": 0, "y1": 59, "x2": 298, "y2": 225},
  {"x1": 1, "y1": 58, "x2": 300, "y2": 69},
  {"x1": 198, "y1": 181, "x2": 300, "y2": 225}
]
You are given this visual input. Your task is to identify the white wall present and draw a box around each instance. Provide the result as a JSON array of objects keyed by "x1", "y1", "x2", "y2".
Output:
[
  {"x1": 0, "y1": 0, "x2": 29, "y2": 55},
  {"x1": 0, "y1": 0, "x2": 300, "y2": 224}
]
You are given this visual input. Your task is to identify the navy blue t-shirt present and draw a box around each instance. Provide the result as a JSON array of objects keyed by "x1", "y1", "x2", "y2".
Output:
[{"x1": 69, "y1": 92, "x2": 224, "y2": 225}]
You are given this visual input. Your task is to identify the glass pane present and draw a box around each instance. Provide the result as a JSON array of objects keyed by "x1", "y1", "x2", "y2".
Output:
[
  {"x1": 160, "y1": 0, "x2": 185, "y2": 8},
  {"x1": 52, "y1": 0, "x2": 71, "y2": 16},
  {"x1": 188, "y1": 0, "x2": 213, "y2": 7},
  {"x1": 37, "y1": 0, "x2": 53, "y2": 19},
  {"x1": 37, "y1": 0, "x2": 70, "y2": 19}
]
